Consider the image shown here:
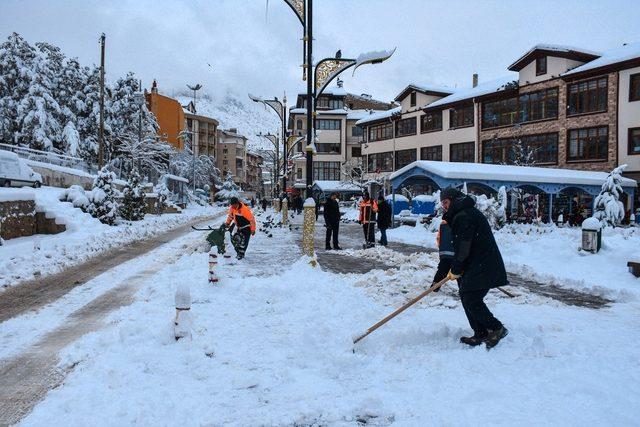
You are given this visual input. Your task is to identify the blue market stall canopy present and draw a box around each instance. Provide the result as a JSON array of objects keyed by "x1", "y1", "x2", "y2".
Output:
[{"x1": 389, "y1": 161, "x2": 637, "y2": 197}]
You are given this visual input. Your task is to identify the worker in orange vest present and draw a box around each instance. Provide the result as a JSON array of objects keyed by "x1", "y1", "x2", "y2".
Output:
[
  {"x1": 358, "y1": 191, "x2": 378, "y2": 248},
  {"x1": 225, "y1": 197, "x2": 256, "y2": 259}
]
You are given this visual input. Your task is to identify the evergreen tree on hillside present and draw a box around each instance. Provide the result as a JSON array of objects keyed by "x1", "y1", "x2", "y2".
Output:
[
  {"x1": 120, "y1": 171, "x2": 146, "y2": 221},
  {"x1": 593, "y1": 164, "x2": 627, "y2": 227},
  {"x1": 75, "y1": 66, "x2": 106, "y2": 163},
  {"x1": 87, "y1": 167, "x2": 119, "y2": 225},
  {"x1": 0, "y1": 33, "x2": 36, "y2": 144}
]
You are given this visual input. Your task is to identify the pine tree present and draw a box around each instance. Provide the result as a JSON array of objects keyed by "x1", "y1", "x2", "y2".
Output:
[
  {"x1": 75, "y1": 66, "x2": 105, "y2": 164},
  {"x1": 215, "y1": 172, "x2": 242, "y2": 202},
  {"x1": 87, "y1": 167, "x2": 119, "y2": 225},
  {"x1": 120, "y1": 171, "x2": 146, "y2": 221},
  {"x1": 593, "y1": 164, "x2": 627, "y2": 227},
  {"x1": 0, "y1": 33, "x2": 37, "y2": 145}
]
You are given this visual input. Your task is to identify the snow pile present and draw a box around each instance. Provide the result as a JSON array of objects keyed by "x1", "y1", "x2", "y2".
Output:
[{"x1": 0, "y1": 186, "x2": 221, "y2": 290}]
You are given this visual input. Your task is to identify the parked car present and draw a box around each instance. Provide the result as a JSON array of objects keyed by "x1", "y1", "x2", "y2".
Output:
[{"x1": 0, "y1": 151, "x2": 43, "y2": 188}]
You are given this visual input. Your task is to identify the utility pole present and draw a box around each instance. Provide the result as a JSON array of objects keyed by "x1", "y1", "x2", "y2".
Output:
[
  {"x1": 98, "y1": 33, "x2": 105, "y2": 169},
  {"x1": 305, "y1": 0, "x2": 313, "y2": 198}
]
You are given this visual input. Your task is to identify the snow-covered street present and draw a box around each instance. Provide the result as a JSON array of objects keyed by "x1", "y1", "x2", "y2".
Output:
[{"x1": 6, "y1": 212, "x2": 638, "y2": 426}]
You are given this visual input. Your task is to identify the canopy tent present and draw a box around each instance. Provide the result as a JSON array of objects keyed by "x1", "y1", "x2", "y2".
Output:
[{"x1": 389, "y1": 161, "x2": 637, "y2": 223}]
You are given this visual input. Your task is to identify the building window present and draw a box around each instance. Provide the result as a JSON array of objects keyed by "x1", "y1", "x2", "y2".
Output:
[
  {"x1": 316, "y1": 142, "x2": 341, "y2": 154},
  {"x1": 449, "y1": 105, "x2": 474, "y2": 128},
  {"x1": 395, "y1": 117, "x2": 417, "y2": 137},
  {"x1": 630, "y1": 73, "x2": 640, "y2": 102},
  {"x1": 395, "y1": 149, "x2": 417, "y2": 170},
  {"x1": 366, "y1": 151, "x2": 393, "y2": 172},
  {"x1": 450, "y1": 142, "x2": 475, "y2": 162},
  {"x1": 421, "y1": 111, "x2": 442, "y2": 133},
  {"x1": 410, "y1": 92, "x2": 416, "y2": 107},
  {"x1": 567, "y1": 77, "x2": 608, "y2": 116},
  {"x1": 296, "y1": 119, "x2": 303, "y2": 129},
  {"x1": 223, "y1": 148, "x2": 228, "y2": 154},
  {"x1": 482, "y1": 133, "x2": 558, "y2": 165},
  {"x1": 351, "y1": 125, "x2": 363, "y2": 137},
  {"x1": 368, "y1": 122, "x2": 393, "y2": 142},
  {"x1": 629, "y1": 128, "x2": 640, "y2": 155},
  {"x1": 481, "y1": 88, "x2": 558, "y2": 129},
  {"x1": 421, "y1": 145, "x2": 443, "y2": 161},
  {"x1": 352, "y1": 147, "x2": 362, "y2": 157},
  {"x1": 297, "y1": 168, "x2": 302, "y2": 179},
  {"x1": 567, "y1": 126, "x2": 608, "y2": 162},
  {"x1": 223, "y1": 159, "x2": 228, "y2": 165},
  {"x1": 536, "y1": 56, "x2": 547, "y2": 76},
  {"x1": 313, "y1": 161, "x2": 341, "y2": 180},
  {"x1": 317, "y1": 119, "x2": 341, "y2": 130},
  {"x1": 329, "y1": 99, "x2": 344, "y2": 109}
]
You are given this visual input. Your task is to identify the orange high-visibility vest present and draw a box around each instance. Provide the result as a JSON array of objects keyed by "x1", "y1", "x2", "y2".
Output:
[{"x1": 225, "y1": 203, "x2": 256, "y2": 232}]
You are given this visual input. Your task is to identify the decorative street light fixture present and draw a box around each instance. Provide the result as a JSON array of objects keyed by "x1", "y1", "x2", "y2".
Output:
[
  {"x1": 280, "y1": 0, "x2": 395, "y2": 196},
  {"x1": 186, "y1": 83, "x2": 202, "y2": 192},
  {"x1": 249, "y1": 93, "x2": 288, "y2": 193}
]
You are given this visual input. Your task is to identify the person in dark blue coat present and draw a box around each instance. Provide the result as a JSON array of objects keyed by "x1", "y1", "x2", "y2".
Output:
[
  {"x1": 437, "y1": 188, "x2": 508, "y2": 349},
  {"x1": 376, "y1": 194, "x2": 392, "y2": 246}
]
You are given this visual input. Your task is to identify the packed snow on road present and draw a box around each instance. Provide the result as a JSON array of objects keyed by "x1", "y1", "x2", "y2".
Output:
[{"x1": 12, "y1": 209, "x2": 640, "y2": 426}]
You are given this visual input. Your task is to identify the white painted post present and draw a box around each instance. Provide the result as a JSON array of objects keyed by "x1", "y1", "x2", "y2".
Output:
[
  {"x1": 208, "y1": 252, "x2": 219, "y2": 284},
  {"x1": 174, "y1": 284, "x2": 192, "y2": 340}
]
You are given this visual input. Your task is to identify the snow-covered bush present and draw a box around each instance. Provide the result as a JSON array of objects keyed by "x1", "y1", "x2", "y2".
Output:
[
  {"x1": 154, "y1": 182, "x2": 171, "y2": 215},
  {"x1": 87, "y1": 167, "x2": 118, "y2": 225},
  {"x1": 473, "y1": 194, "x2": 504, "y2": 229},
  {"x1": 120, "y1": 172, "x2": 146, "y2": 221},
  {"x1": 59, "y1": 185, "x2": 90, "y2": 210},
  {"x1": 593, "y1": 165, "x2": 627, "y2": 227},
  {"x1": 215, "y1": 172, "x2": 242, "y2": 203}
]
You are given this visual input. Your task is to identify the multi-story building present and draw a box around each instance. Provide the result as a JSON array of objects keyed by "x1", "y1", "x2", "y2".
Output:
[
  {"x1": 245, "y1": 151, "x2": 264, "y2": 195},
  {"x1": 145, "y1": 80, "x2": 185, "y2": 150},
  {"x1": 183, "y1": 101, "x2": 218, "y2": 157},
  {"x1": 217, "y1": 128, "x2": 247, "y2": 186},
  {"x1": 358, "y1": 42, "x2": 640, "y2": 208},
  {"x1": 287, "y1": 81, "x2": 393, "y2": 189}
]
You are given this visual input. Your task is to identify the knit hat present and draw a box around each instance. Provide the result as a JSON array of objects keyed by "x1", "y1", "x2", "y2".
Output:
[{"x1": 440, "y1": 187, "x2": 463, "y2": 201}]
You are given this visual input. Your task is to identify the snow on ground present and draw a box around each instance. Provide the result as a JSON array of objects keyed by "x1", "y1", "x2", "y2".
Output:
[
  {"x1": 17, "y1": 214, "x2": 640, "y2": 426},
  {"x1": 388, "y1": 222, "x2": 640, "y2": 299},
  {"x1": 0, "y1": 186, "x2": 221, "y2": 290}
]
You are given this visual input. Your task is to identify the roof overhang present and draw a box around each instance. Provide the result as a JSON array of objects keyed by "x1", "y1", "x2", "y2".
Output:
[{"x1": 508, "y1": 47, "x2": 600, "y2": 72}]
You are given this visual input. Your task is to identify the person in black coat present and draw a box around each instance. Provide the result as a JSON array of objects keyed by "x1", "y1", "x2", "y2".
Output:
[
  {"x1": 376, "y1": 194, "x2": 392, "y2": 246},
  {"x1": 323, "y1": 192, "x2": 341, "y2": 250},
  {"x1": 438, "y1": 187, "x2": 508, "y2": 349}
]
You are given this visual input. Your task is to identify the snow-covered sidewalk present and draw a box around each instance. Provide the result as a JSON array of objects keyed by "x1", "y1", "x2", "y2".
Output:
[
  {"x1": 0, "y1": 186, "x2": 221, "y2": 290},
  {"x1": 16, "y1": 213, "x2": 640, "y2": 426}
]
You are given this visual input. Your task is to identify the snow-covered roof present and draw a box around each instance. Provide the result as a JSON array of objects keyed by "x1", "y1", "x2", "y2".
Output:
[
  {"x1": 390, "y1": 161, "x2": 638, "y2": 188},
  {"x1": 164, "y1": 173, "x2": 189, "y2": 183},
  {"x1": 355, "y1": 106, "x2": 402, "y2": 126},
  {"x1": 312, "y1": 180, "x2": 363, "y2": 192},
  {"x1": 424, "y1": 76, "x2": 518, "y2": 109},
  {"x1": 321, "y1": 86, "x2": 348, "y2": 96},
  {"x1": 508, "y1": 44, "x2": 601, "y2": 71},
  {"x1": 394, "y1": 83, "x2": 455, "y2": 101},
  {"x1": 563, "y1": 41, "x2": 640, "y2": 76},
  {"x1": 346, "y1": 109, "x2": 384, "y2": 121}
]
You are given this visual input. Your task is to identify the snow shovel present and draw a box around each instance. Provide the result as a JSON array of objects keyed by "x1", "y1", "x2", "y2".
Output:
[{"x1": 353, "y1": 276, "x2": 450, "y2": 346}]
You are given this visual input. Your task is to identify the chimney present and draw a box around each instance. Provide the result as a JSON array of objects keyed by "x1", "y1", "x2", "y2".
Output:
[
  {"x1": 229, "y1": 128, "x2": 238, "y2": 134},
  {"x1": 151, "y1": 79, "x2": 158, "y2": 94},
  {"x1": 472, "y1": 74, "x2": 478, "y2": 88}
]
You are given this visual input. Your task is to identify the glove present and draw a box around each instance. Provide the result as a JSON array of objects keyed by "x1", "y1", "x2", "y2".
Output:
[
  {"x1": 251, "y1": 231, "x2": 255, "y2": 236},
  {"x1": 447, "y1": 270, "x2": 462, "y2": 280}
]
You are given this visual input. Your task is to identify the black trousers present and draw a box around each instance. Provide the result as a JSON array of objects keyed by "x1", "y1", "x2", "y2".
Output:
[
  {"x1": 232, "y1": 228, "x2": 252, "y2": 258},
  {"x1": 362, "y1": 222, "x2": 375, "y2": 244},
  {"x1": 325, "y1": 222, "x2": 339, "y2": 248},
  {"x1": 459, "y1": 288, "x2": 502, "y2": 337}
]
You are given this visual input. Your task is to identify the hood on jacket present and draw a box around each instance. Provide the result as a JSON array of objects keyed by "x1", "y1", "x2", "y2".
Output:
[{"x1": 443, "y1": 194, "x2": 476, "y2": 222}]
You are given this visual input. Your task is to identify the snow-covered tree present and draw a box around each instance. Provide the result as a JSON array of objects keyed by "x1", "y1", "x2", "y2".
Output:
[
  {"x1": 61, "y1": 121, "x2": 81, "y2": 157},
  {"x1": 0, "y1": 33, "x2": 36, "y2": 145},
  {"x1": 154, "y1": 182, "x2": 171, "y2": 215},
  {"x1": 496, "y1": 185, "x2": 508, "y2": 226},
  {"x1": 593, "y1": 165, "x2": 627, "y2": 227},
  {"x1": 215, "y1": 171, "x2": 242, "y2": 202},
  {"x1": 112, "y1": 134, "x2": 173, "y2": 181},
  {"x1": 340, "y1": 158, "x2": 365, "y2": 188},
  {"x1": 75, "y1": 66, "x2": 103, "y2": 163},
  {"x1": 87, "y1": 167, "x2": 119, "y2": 225},
  {"x1": 473, "y1": 194, "x2": 504, "y2": 229},
  {"x1": 168, "y1": 147, "x2": 220, "y2": 191},
  {"x1": 120, "y1": 171, "x2": 146, "y2": 221},
  {"x1": 508, "y1": 138, "x2": 537, "y2": 166}
]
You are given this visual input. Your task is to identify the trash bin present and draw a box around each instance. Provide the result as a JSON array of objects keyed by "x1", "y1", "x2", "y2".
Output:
[{"x1": 581, "y1": 217, "x2": 602, "y2": 253}]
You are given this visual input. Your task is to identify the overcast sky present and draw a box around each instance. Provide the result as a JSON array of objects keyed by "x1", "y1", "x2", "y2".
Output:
[{"x1": 2, "y1": 0, "x2": 639, "y2": 103}]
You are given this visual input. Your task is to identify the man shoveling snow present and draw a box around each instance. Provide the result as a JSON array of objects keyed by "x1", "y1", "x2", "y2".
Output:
[
  {"x1": 437, "y1": 187, "x2": 509, "y2": 349},
  {"x1": 225, "y1": 197, "x2": 256, "y2": 260}
]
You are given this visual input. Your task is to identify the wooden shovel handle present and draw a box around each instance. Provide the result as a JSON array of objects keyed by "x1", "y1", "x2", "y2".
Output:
[{"x1": 353, "y1": 276, "x2": 450, "y2": 345}]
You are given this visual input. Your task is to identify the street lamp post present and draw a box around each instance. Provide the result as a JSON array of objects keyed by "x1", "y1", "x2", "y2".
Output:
[
  {"x1": 249, "y1": 93, "x2": 288, "y2": 194},
  {"x1": 187, "y1": 83, "x2": 202, "y2": 192}
]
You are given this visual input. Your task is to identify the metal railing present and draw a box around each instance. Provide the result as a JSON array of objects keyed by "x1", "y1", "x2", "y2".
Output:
[{"x1": 0, "y1": 143, "x2": 92, "y2": 173}]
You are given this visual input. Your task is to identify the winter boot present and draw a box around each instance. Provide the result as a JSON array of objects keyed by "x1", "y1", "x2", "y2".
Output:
[
  {"x1": 460, "y1": 334, "x2": 486, "y2": 347},
  {"x1": 485, "y1": 326, "x2": 508, "y2": 350}
]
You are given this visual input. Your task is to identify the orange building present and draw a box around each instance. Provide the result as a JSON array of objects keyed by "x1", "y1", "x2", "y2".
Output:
[{"x1": 145, "y1": 80, "x2": 185, "y2": 150}]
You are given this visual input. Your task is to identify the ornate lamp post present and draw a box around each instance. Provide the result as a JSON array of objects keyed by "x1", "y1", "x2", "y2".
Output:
[{"x1": 249, "y1": 94, "x2": 288, "y2": 193}]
